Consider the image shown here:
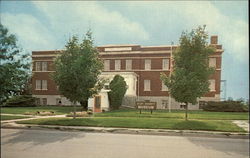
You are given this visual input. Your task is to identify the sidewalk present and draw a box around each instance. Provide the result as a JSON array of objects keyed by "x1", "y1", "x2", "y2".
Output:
[{"x1": 1, "y1": 114, "x2": 66, "y2": 123}]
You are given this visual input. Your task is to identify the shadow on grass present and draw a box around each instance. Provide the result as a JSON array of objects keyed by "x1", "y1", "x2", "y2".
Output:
[{"x1": 172, "y1": 120, "x2": 217, "y2": 131}]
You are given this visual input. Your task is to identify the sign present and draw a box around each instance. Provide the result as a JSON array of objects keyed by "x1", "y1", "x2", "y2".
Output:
[{"x1": 136, "y1": 101, "x2": 157, "y2": 114}]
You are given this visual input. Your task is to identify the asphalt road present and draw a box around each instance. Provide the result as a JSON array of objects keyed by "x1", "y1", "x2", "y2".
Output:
[{"x1": 1, "y1": 128, "x2": 249, "y2": 158}]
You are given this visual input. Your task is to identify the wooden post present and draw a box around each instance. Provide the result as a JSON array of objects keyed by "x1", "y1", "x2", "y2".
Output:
[{"x1": 185, "y1": 102, "x2": 188, "y2": 121}]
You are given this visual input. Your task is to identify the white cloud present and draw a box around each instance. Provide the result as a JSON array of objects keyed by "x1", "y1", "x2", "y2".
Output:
[
  {"x1": 103, "y1": 1, "x2": 248, "y2": 62},
  {"x1": 1, "y1": 13, "x2": 58, "y2": 52},
  {"x1": 178, "y1": 1, "x2": 249, "y2": 62},
  {"x1": 32, "y1": 1, "x2": 149, "y2": 44}
]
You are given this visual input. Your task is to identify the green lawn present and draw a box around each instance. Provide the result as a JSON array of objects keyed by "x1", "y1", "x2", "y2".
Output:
[
  {"x1": 1, "y1": 115, "x2": 30, "y2": 121},
  {"x1": 95, "y1": 109, "x2": 249, "y2": 120},
  {"x1": 0, "y1": 106, "x2": 83, "y2": 115},
  {"x1": 17, "y1": 117, "x2": 246, "y2": 132}
]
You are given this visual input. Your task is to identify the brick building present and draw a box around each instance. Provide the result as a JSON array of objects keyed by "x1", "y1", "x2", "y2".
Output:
[{"x1": 31, "y1": 36, "x2": 223, "y2": 110}]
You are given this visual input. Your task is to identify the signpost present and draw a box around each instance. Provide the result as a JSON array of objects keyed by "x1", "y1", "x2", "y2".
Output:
[{"x1": 136, "y1": 101, "x2": 157, "y2": 114}]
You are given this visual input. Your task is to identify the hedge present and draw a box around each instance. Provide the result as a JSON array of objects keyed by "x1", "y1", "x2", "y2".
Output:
[
  {"x1": 2, "y1": 95, "x2": 36, "y2": 107},
  {"x1": 202, "y1": 100, "x2": 249, "y2": 112}
]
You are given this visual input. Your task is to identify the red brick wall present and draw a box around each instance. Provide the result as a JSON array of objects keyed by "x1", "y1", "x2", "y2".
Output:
[{"x1": 32, "y1": 42, "x2": 223, "y2": 98}]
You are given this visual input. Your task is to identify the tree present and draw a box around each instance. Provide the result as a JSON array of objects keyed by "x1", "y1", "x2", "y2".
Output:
[
  {"x1": 52, "y1": 30, "x2": 103, "y2": 118},
  {"x1": 0, "y1": 23, "x2": 30, "y2": 104},
  {"x1": 161, "y1": 26, "x2": 215, "y2": 120},
  {"x1": 108, "y1": 75, "x2": 127, "y2": 110}
]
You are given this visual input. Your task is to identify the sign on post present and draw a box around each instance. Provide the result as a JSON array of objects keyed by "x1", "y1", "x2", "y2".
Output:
[{"x1": 136, "y1": 101, "x2": 157, "y2": 114}]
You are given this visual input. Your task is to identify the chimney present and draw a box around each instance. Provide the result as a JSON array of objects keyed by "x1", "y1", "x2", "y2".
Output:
[{"x1": 210, "y1": 35, "x2": 218, "y2": 44}]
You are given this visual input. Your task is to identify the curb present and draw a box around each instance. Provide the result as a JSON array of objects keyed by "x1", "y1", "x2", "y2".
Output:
[{"x1": 1, "y1": 122, "x2": 249, "y2": 139}]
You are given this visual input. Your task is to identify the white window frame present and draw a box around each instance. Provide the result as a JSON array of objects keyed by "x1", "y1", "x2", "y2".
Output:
[
  {"x1": 104, "y1": 60, "x2": 110, "y2": 71},
  {"x1": 144, "y1": 80, "x2": 151, "y2": 91},
  {"x1": 161, "y1": 81, "x2": 168, "y2": 91},
  {"x1": 36, "y1": 62, "x2": 41, "y2": 71},
  {"x1": 42, "y1": 80, "x2": 47, "y2": 90},
  {"x1": 145, "y1": 59, "x2": 151, "y2": 70},
  {"x1": 209, "y1": 58, "x2": 216, "y2": 68},
  {"x1": 209, "y1": 79, "x2": 215, "y2": 91},
  {"x1": 115, "y1": 60, "x2": 121, "y2": 70},
  {"x1": 162, "y1": 59, "x2": 169, "y2": 70},
  {"x1": 42, "y1": 62, "x2": 47, "y2": 71},
  {"x1": 126, "y1": 60, "x2": 132, "y2": 70},
  {"x1": 36, "y1": 80, "x2": 41, "y2": 90}
]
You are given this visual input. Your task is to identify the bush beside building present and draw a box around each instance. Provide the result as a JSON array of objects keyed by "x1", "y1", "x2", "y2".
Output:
[
  {"x1": 2, "y1": 95, "x2": 36, "y2": 107},
  {"x1": 202, "y1": 100, "x2": 249, "y2": 112}
]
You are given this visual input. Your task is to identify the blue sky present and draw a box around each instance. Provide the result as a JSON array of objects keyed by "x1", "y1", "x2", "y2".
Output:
[{"x1": 1, "y1": 1, "x2": 249, "y2": 101}]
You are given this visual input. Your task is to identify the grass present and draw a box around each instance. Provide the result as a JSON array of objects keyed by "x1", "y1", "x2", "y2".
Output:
[
  {"x1": 1, "y1": 115, "x2": 30, "y2": 121},
  {"x1": 95, "y1": 109, "x2": 249, "y2": 120},
  {"x1": 0, "y1": 106, "x2": 83, "y2": 115},
  {"x1": 17, "y1": 117, "x2": 246, "y2": 132}
]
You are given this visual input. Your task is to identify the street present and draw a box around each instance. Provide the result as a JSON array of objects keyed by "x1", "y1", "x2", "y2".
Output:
[{"x1": 1, "y1": 128, "x2": 249, "y2": 158}]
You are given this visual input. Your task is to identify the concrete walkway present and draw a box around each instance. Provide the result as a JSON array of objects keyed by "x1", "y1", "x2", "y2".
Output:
[
  {"x1": 1, "y1": 114, "x2": 66, "y2": 123},
  {"x1": 233, "y1": 120, "x2": 249, "y2": 132}
]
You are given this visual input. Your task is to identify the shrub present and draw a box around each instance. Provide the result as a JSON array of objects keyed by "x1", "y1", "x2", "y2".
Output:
[
  {"x1": 3, "y1": 95, "x2": 36, "y2": 107},
  {"x1": 108, "y1": 75, "x2": 127, "y2": 110},
  {"x1": 66, "y1": 111, "x2": 90, "y2": 117},
  {"x1": 202, "y1": 100, "x2": 249, "y2": 112}
]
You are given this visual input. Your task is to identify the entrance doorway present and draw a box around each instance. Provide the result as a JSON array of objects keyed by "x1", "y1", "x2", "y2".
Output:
[{"x1": 94, "y1": 96, "x2": 101, "y2": 112}]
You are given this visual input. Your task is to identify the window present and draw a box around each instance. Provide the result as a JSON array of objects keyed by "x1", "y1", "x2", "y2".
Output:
[
  {"x1": 209, "y1": 58, "x2": 216, "y2": 68},
  {"x1": 115, "y1": 60, "x2": 121, "y2": 70},
  {"x1": 144, "y1": 80, "x2": 151, "y2": 91},
  {"x1": 162, "y1": 81, "x2": 168, "y2": 91},
  {"x1": 42, "y1": 80, "x2": 47, "y2": 90},
  {"x1": 162, "y1": 100, "x2": 168, "y2": 109},
  {"x1": 35, "y1": 80, "x2": 47, "y2": 90},
  {"x1": 42, "y1": 98, "x2": 47, "y2": 105},
  {"x1": 104, "y1": 60, "x2": 110, "y2": 71},
  {"x1": 162, "y1": 59, "x2": 169, "y2": 70},
  {"x1": 126, "y1": 60, "x2": 132, "y2": 70},
  {"x1": 42, "y1": 62, "x2": 47, "y2": 71},
  {"x1": 209, "y1": 79, "x2": 215, "y2": 91},
  {"x1": 36, "y1": 61, "x2": 47, "y2": 71},
  {"x1": 36, "y1": 62, "x2": 41, "y2": 71},
  {"x1": 36, "y1": 80, "x2": 41, "y2": 90},
  {"x1": 145, "y1": 59, "x2": 151, "y2": 70},
  {"x1": 36, "y1": 98, "x2": 41, "y2": 105}
]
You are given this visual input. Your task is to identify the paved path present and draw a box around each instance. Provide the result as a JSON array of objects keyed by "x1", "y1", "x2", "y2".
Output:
[
  {"x1": 1, "y1": 128, "x2": 249, "y2": 158},
  {"x1": 233, "y1": 120, "x2": 249, "y2": 132},
  {"x1": 1, "y1": 114, "x2": 66, "y2": 123}
]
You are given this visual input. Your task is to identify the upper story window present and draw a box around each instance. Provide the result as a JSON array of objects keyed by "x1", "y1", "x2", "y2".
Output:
[
  {"x1": 126, "y1": 60, "x2": 132, "y2": 70},
  {"x1": 209, "y1": 79, "x2": 215, "y2": 91},
  {"x1": 42, "y1": 62, "x2": 47, "y2": 71},
  {"x1": 36, "y1": 62, "x2": 41, "y2": 71},
  {"x1": 162, "y1": 59, "x2": 169, "y2": 70},
  {"x1": 209, "y1": 58, "x2": 216, "y2": 68},
  {"x1": 104, "y1": 60, "x2": 110, "y2": 71},
  {"x1": 115, "y1": 60, "x2": 121, "y2": 70},
  {"x1": 145, "y1": 59, "x2": 151, "y2": 70},
  {"x1": 35, "y1": 61, "x2": 47, "y2": 71},
  {"x1": 36, "y1": 80, "x2": 47, "y2": 90},
  {"x1": 161, "y1": 81, "x2": 168, "y2": 91},
  {"x1": 144, "y1": 80, "x2": 151, "y2": 91}
]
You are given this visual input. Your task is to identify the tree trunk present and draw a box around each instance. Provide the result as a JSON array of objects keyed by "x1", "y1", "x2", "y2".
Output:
[
  {"x1": 80, "y1": 100, "x2": 88, "y2": 111},
  {"x1": 185, "y1": 102, "x2": 188, "y2": 121},
  {"x1": 73, "y1": 102, "x2": 76, "y2": 119}
]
